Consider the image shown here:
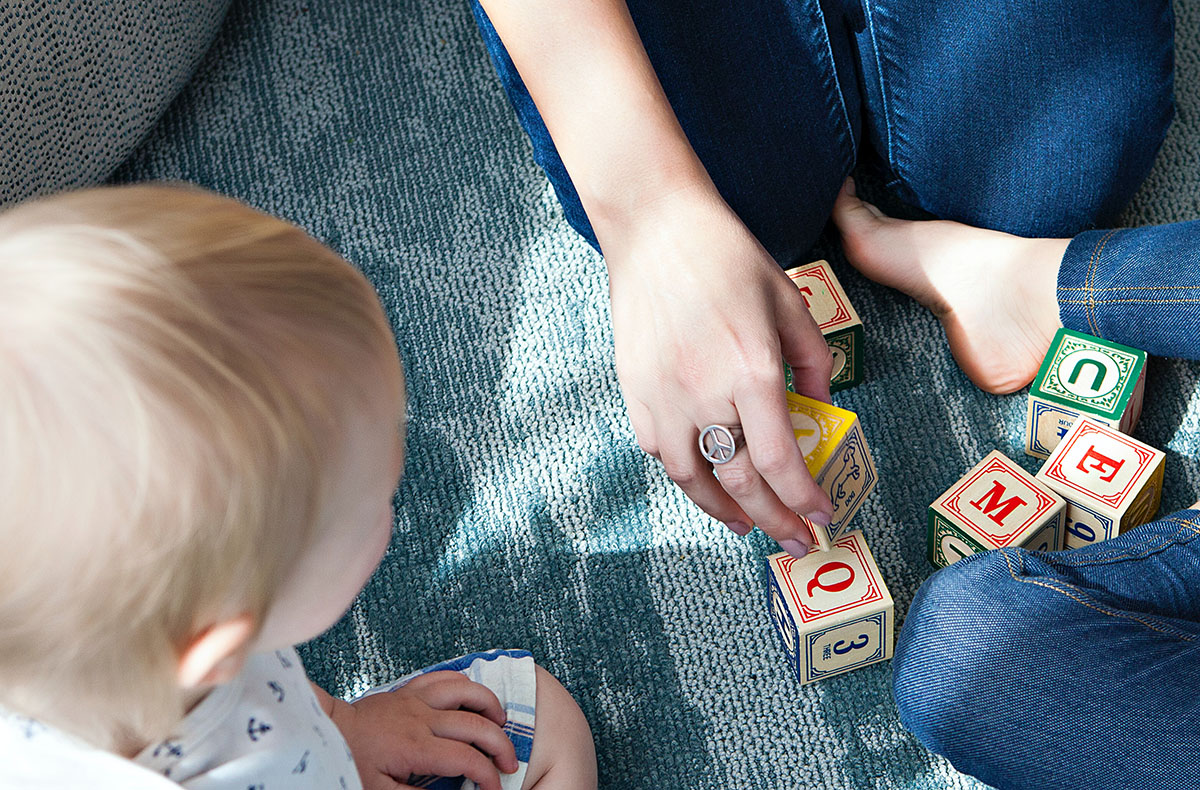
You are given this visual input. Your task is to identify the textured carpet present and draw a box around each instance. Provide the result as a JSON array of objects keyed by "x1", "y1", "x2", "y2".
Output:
[{"x1": 110, "y1": 1, "x2": 1200, "y2": 788}]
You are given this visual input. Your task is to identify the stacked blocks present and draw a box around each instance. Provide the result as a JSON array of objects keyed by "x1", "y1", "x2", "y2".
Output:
[
  {"x1": 1035, "y1": 418, "x2": 1165, "y2": 548},
  {"x1": 786, "y1": 392, "x2": 878, "y2": 549},
  {"x1": 1025, "y1": 328, "x2": 1147, "y2": 459},
  {"x1": 767, "y1": 530, "x2": 894, "y2": 685},
  {"x1": 785, "y1": 260, "x2": 864, "y2": 392},
  {"x1": 927, "y1": 450, "x2": 1066, "y2": 568}
]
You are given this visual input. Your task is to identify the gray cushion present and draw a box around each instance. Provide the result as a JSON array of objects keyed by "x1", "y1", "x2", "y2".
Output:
[{"x1": 0, "y1": 1, "x2": 230, "y2": 205}]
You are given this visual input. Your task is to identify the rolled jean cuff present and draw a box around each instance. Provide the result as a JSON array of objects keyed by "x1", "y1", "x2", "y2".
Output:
[{"x1": 1058, "y1": 223, "x2": 1200, "y2": 359}]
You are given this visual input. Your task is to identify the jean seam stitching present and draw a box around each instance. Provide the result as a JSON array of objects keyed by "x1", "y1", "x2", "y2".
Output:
[
  {"x1": 1000, "y1": 549, "x2": 1195, "y2": 640},
  {"x1": 1063, "y1": 298, "x2": 1200, "y2": 304},
  {"x1": 1061, "y1": 285, "x2": 1200, "y2": 292},
  {"x1": 862, "y1": 0, "x2": 892, "y2": 164},
  {"x1": 1084, "y1": 230, "x2": 1117, "y2": 336}
]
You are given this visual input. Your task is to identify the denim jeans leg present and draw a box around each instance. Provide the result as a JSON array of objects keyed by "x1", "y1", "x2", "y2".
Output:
[
  {"x1": 894, "y1": 511, "x2": 1200, "y2": 790},
  {"x1": 857, "y1": 0, "x2": 1175, "y2": 237},
  {"x1": 469, "y1": 0, "x2": 863, "y2": 263},
  {"x1": 1058, "y1": 222, "x2": 1200, "y2": 359}
]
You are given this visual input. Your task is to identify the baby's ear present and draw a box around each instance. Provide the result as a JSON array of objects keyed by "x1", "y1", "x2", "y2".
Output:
[{"x1": 176, "y1": 614, "x2": 257, "y2": 689}]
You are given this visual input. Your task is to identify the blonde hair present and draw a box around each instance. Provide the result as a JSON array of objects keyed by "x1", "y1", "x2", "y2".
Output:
[{"x1": 0, "y1": 184, "x2": 402, "y2": 750}]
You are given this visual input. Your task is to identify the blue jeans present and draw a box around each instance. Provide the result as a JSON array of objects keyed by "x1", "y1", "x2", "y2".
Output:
[
  {"x1": 894, "y1": 511, "x2": 1200, "y2": 790},
  {"x1": 469, "y1": 0, "x2": 1175, "y2": 261},
  {"x1": 1059, "y1": 222, "x2": 1200, "y2": 360}
]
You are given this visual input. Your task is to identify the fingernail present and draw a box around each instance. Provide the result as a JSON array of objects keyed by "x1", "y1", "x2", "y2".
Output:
[
  {"x1": 805, "y1": 511, "x2": 832, "y2": 527},
  {"x1": 725, "y1": 521, "x2": 752, "y2": 536},
  {"x1": 779, "y1": 538, "x2": 810, "y2": 559}
]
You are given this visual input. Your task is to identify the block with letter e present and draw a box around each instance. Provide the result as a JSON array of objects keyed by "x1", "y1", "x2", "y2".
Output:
[
  {"x1": 1025, "y1": 328, "x2": 1147, "y2": 459},
  {"x1": 767, "y1": 530, "x2": 893, "y2": 685},
  {"x1": 927, "y1": 451, "x2": 1066, "y2": 568},
  {"x1": 786, "y1": 392, "x2": 878, "y2": 548},
  {"x1": 1036, "y1": 418, "x2": 1165, "y2": 548},
  {"x1": 784, "y1": 260, "x2": 864, "y2": 392}
]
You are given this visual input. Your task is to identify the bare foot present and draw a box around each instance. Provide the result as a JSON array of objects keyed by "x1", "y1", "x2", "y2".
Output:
[{"x1": 831, "y1": 179, "x2": 1070, "y2": 394}]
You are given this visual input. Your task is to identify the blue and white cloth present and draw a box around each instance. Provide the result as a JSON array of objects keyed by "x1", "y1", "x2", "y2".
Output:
[{"x1": 0, "y1": 647, "x2": 536, "y2": 790}]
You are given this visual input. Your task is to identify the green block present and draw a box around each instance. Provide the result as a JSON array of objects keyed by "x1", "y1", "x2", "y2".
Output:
[
  {"x1": 784, "y1": 324, "x2": 864, "y2": 395},
  {"x1": 927, "y1": 511, "x2": 989, "y2": 568},
  {"x1": 828, "y1": 325, "x2": 863, "y2": 393},
  {"x1": 1031, "y1": 329, "x2": 1146, "y2": 421}
]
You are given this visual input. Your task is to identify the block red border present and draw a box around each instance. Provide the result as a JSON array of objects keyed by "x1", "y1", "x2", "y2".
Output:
[
  {"x1": 1042, "y1": 421, "x2": 1156, "y2": 508},
  {"x1": 777, "y1": 534, "x2": 883, "y2": 624},
  {"x1": 940, "y1": 457, "x2": 1057, "y2": 546},
  {"x1": 788, "y1": 266, "x2": 851, "y2": 330}
]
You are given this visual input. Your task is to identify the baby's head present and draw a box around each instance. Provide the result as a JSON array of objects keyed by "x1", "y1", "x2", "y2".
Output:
[{"x1": 0, "y1": 185, "x2": 405, "y2": 751}]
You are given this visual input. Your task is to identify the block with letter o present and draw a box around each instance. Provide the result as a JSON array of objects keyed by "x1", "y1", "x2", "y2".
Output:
[{"x1": 766, "y1": 531, "x2": 893, "y2": 685}]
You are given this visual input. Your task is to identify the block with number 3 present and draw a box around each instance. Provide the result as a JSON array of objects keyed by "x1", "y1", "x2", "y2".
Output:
[
  {"x1": 785, "y1": 260, "x2": 864, "y2": 392},
  {"x1": 1025, "y1": 328, "x2": 1147, "y2": 459},
  {"x1": 927, "y1": 450, "x2": 1066, "y2": 568},
  {"x1": 786, "y1": 392, "x2": 878, "y2": 549},
  {"x1": 767, "y1": 530, "x2": 893, "y2": 685},
  {"x1": 1035, "y1": 417, "x2": 1165, "y2": 548}
]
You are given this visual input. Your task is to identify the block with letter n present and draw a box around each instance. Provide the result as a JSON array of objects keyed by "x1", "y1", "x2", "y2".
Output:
[
  {"x1": 1025, "y1": 328, "x2": 1147, "y2": 459},
  {"x1": 786, "y1": 392, "x2": 878, "y2": 549},
  {"x1": 927, "y1": 450, "x2": 1066, "y2": 568},
  {"x1": 784, "y1": 260, "x2": 864, "y2": 392},
  {"x1": 767, "y1": 530, "x2": 894, "y2": 685},
  {"x1": 1036, "y1": 418, "x2": 1165, "y2": 549}
]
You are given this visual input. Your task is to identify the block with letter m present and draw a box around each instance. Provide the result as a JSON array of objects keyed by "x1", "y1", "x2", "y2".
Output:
[{"x1": 927, "y1": 450, "x2": 1066, "y2": 568}]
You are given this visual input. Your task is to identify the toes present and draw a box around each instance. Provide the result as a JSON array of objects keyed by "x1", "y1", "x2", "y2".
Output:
[{"x1": 832, "y1": 179, "x2": 905, "y2": 285}]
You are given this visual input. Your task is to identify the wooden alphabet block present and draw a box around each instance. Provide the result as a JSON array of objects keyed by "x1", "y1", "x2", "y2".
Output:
[
  {"x1": 767, "y1": 530, "x2": 893, "y2": 685},
  {"x1": 785, "y1": 260, "x2": 864, "y2": 392},
  {"x1": 928, "y1": 450, "x2": 1066, "y2": 568},
  {"x1": 786, "y1": 392, "x2": 878, "y2": 549},
  {"x1": 1025, "y1": 328, "x2": 1147, "y2": 459},
  {"x1": 1036, "y1": 418, "x2": 1165, "y2": 548}
]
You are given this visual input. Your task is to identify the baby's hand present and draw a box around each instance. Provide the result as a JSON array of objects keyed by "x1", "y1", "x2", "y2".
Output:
[{"x1": 335, "y1": 671, "x2": 519, "y2": 790}]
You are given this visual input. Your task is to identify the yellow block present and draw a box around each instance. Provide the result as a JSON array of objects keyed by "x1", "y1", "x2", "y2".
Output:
[{"x1": 786, "y1": 391, "x2": 855, "y2": 477}]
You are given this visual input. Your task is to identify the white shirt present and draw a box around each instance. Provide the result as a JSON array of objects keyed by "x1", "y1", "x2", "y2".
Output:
[{"x1": 0, "y1": 648, "x2": 362, "y2": 790}]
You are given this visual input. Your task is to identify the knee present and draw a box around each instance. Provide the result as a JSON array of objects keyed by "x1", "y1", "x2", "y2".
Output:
[{"x1": 892, "y1": 550, "x2": 1035, "y2": 758}]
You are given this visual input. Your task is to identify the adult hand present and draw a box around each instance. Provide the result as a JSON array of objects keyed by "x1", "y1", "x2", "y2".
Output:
[
  {"x1": 332, "y1": 672, "x2": 518, "y2": 790},
  {"x1": 602, "y1": 183, "x2": 835, "y2": 556}
]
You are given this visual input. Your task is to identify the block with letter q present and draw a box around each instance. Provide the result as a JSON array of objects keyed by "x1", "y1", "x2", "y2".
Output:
[{"x1": 767, "y1": 530, "x2": 893, "y2": 685}]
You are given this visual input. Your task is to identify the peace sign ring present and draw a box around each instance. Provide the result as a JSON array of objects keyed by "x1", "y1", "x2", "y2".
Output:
[{"x1": 699, "y1": 424, "x2": 743, "y2": 465}]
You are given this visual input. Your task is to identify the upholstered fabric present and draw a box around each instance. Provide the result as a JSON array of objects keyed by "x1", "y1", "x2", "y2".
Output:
[{"x1": 0, "y1": 1, "x2": 229, "y2": 205}]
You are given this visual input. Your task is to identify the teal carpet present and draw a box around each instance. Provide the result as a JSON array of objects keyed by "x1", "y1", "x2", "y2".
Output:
[{"x1": 113, "y1": 1, "x2": 1200, "y2": 787}]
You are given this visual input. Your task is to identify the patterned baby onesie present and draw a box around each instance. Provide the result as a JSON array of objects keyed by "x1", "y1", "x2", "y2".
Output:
[{"x1": 0, "y1": 647, "x2": 536, "y2": 790}]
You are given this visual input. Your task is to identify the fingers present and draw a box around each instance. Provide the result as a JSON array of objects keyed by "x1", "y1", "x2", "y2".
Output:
[
  {"x1": 414, "y1": 740, "x2": 506, "y2": 790},
  {"x1": 777, "y1": 297, "x2": 833, "y2": 406},
  {"x1": 431, "y1": 710, "x2": 518, "y2": 774},
  {"x1": 656, "y1": 415, "x2": 751, "y2": 529},
  {"x1": 401, "y1": 672, "x2": 507, "y2": 728},
  {"x1": 732, "y1": 380, "x2": 833, "y2": 550}
]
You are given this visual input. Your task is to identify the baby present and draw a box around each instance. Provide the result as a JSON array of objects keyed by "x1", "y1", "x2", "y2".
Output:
[{"x1": 0, "y1": 185, "x2": 597, "y2": 790}]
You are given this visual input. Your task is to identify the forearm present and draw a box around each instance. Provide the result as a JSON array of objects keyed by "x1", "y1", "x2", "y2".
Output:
[{"x1": 477, "y1": 0, "x2": 718, "y2": 245}]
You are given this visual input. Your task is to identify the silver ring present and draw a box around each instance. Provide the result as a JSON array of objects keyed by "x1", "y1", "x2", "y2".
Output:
[{"x1": 699, "y1": 424, "x2": 743, "y2": 465}]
